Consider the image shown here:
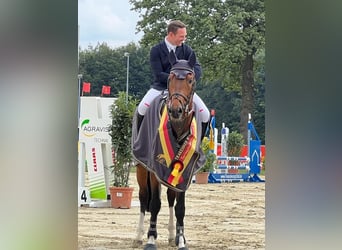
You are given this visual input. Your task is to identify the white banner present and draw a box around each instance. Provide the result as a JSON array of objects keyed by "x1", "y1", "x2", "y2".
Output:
[{"x1": 78, "y1": 97, "x2": 116, "y2": 202}]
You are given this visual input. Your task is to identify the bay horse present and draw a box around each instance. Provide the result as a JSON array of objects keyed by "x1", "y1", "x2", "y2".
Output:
[{"x1": 132, "y1": 50, "x2": 206, "y2": 250}]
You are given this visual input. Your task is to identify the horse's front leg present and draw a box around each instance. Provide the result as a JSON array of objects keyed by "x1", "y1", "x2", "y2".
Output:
[
  {"x1": 133, "y1": 164, "x2": 149, "y2": 247},
  {"x1": 175, "y1": 191, "x2": 188, "y2": 250},
  {"x1": 167, "y1": 188, "x2": 176, "y2": 246},
  {"x1": 144, "y1": 173, "x2": 161, "y2": 250}
]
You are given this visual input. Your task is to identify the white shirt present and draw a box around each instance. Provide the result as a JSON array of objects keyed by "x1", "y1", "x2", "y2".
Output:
[{"x1": 164, "y1": 37, "x2": 176, "y2": 52}]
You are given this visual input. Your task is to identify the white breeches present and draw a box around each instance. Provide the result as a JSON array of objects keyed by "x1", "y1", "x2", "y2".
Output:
[{"x1": 137, "y1": 88, "x2": 210, "y2": 123}]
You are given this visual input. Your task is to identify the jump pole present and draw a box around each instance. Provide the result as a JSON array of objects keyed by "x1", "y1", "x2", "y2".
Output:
[{"x1": 208, "y1": 114, "x2": 265, "y2": 183}]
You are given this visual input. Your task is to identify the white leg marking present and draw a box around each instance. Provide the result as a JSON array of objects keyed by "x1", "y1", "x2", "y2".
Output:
[
  {"x1": 147, "y1": 235, "x2": 156, "y2": 245},
  {"x1": 135, "y1": 212, "x2": 145, "y2": 242},
  {"x1": 168, "y1": 207, "x2": 175, "y2": 241},
  {"x1": 178, "y1": 233, "x2": 185, "y2": 248}
]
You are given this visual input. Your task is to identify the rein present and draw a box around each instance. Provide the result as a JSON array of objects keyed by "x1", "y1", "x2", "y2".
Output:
[
  {"x1": 165, "y1": 52, "x2": 197, "y2": 143},
  {"x1": 166, "y1": 73, "x2": 195, "y2": 142},
  {"x1": 168, "y1": 92, "x2": 193, "y2": 115},
  {"x1": 164, "y1": 96, "x2": 193, "y2": 144}
]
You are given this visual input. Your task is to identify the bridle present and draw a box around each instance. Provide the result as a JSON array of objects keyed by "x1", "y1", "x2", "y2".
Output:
[{"x1": 166, "y1": 63, "x2": 196, "y2": 142}]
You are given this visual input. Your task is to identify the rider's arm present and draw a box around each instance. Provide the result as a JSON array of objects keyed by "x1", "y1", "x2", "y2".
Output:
[
  {"x1": 182, "y1": 45, "x2": 202, "y2": 82},
  {"x1": 150, "y1": 45, "x2": 170, "y2": 89},
  {"x1": 193, "y1": 52, "x2": 202, "y2": 83}
]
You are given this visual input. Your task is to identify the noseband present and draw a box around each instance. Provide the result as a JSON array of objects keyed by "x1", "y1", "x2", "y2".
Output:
[{"x1": 166, "y1": 62, "x2": 196, "y2": 142}]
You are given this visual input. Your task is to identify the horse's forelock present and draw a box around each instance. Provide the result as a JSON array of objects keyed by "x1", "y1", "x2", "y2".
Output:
[{"x1": 170, "y1": 60, "x2": 194, "y2": 74}]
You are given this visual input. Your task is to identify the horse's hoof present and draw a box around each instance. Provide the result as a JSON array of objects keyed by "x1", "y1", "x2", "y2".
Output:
[
  {"x1": 144, "y1": 243, "x2": 157, "y2": 250},
  {"x1": 178, "y1": 247, "x2": 188, "y2": 250},
  {"x1": 168, "y1": 238, "x2": 176, "y2": 247},
  {"x1": 132, "y1": 239, "x2": 143, "y2": 248},
  {"x1": 175, "y1": 236, "x2": 186, "y2": 245}
]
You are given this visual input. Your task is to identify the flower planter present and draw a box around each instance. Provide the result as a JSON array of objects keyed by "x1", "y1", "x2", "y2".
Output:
[
  {"x1": 109, "y1": 186, "x2": 134, "y2": 209},
  {"x1": 195, "y1": 172, "x2": 209, "y2": 184}
]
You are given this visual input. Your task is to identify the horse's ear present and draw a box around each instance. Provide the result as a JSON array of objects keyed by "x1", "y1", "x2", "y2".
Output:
[
  {"x1": 188, "y1": 52, "x2": 196, "y2": 69},
  {"x1": 169, "y1": 50, "x2": 177, "y2": 66}
]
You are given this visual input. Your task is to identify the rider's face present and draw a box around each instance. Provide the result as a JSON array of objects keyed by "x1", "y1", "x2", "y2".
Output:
[{"x1": 169, "y1": 28, "x2": 187, "y2": 46}]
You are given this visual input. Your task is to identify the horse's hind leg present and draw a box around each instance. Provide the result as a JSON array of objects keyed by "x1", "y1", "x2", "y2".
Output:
[
  {"x1": 167, "y1": 188, "x2": 176, "y2": 246},
  {"x1": 144, "y1": 172, "x2": 161, "y2": 250},
  {"x1": 133, "y1": 164, "x2": 149, "y2": 247},
  {"x1": 175, "y1": 192, "x2": 188, "y2": 250}
]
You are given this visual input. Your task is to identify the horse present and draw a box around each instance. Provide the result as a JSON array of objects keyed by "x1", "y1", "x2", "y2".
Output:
[{"x1": 131, "y1": 50, "x2": 206, "y2": 250}]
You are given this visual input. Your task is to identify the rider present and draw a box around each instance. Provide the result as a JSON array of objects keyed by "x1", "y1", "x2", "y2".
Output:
[{"x1": 137, "y1": 20, "x2": 210, "y2": 138}]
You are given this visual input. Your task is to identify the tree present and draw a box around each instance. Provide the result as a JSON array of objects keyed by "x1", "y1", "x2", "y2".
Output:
[
  {"x1": 109, "y1": 92, "x2": 138, "y2": 187},
  {"x1": 252, "y1": 48, "x2": 265, "y2": 144},
  {"x1": 129, "y1": 0, "x2": 265, "y2": 142},
  {"x1": 196, "y1": 81, "x2": 241, "y2": 134},
  {"x1": 79, "y1": 42, "x2": 152, "y2": 99}
]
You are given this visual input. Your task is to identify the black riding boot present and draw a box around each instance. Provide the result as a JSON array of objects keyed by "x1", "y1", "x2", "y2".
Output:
[
  {"x1": 136, "y1": 113, "x2": 144, "y2": 133},
  {"x1": 201, "y1": 121, "x2": 209, "y2": 141}
]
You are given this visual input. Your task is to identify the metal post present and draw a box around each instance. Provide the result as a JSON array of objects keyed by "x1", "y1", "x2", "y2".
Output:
[
  {"x1": 77, "y1": 74, "x2": 83, "y2": 128},
  {"x1": 124, "y1": 52, "x2": 130, "y2": 102},
  {"x1": 247, "y1": 113, "x2": 251, "y2": 161}
]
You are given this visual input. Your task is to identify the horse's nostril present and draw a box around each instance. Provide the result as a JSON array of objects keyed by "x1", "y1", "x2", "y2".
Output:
[
  {"x1": 169, "y1": 108, "x2": 181, "y2": 119},
  {"x1": 178, "y1": 108, "x2": 182, "y2": 114}
]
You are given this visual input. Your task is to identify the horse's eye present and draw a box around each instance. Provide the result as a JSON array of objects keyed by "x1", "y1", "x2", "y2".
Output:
[{"x1": 187, "y1": 73, "x2": 194, "y2": 84}]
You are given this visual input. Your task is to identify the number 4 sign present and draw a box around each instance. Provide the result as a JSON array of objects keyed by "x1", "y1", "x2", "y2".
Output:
[{"x1": 78, "y1": 187, "x2": 90, "y2": 207}]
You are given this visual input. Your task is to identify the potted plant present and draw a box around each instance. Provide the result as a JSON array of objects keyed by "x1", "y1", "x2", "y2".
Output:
[
  {"x1": 196, "y1": 137, "x2": 216, "y2": 184},
  {"x1": 108, "y1": 92, "x2": 137, "y2": 208},
  {"x1": 226, "y1": 131, "x2": 244, "y2": 173}
]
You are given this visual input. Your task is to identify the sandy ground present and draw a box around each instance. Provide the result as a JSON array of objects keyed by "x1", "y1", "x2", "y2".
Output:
[{"x1": 78, "y1": 175, "x2": 265, "y2": 250}]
